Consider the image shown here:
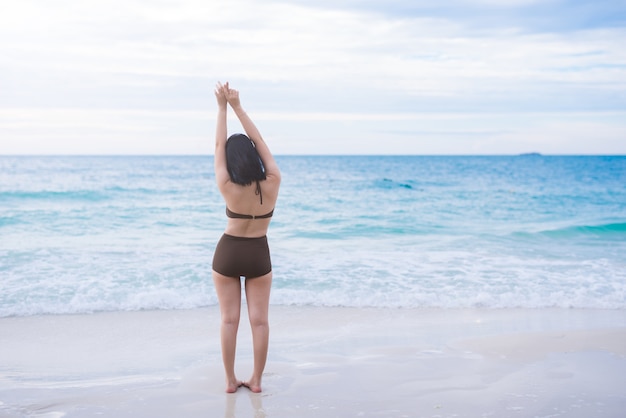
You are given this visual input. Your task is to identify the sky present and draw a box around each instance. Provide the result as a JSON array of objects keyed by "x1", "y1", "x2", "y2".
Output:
[{"x1": 1, "y1": 0, "x2": 625, "y2": 155}]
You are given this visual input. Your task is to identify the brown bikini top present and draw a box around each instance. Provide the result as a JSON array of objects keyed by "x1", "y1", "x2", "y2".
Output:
[
  {"x1": 225, "y1": 207, "x2": 274, "y2": 220},
  {"x1": 226, "y1": 180, "x2": 273, "y2": 219}
]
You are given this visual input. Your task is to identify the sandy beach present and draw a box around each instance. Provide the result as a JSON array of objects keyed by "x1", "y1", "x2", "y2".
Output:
[{"x1": 0, "y1": 306, "x2": 624, "y2": 417}]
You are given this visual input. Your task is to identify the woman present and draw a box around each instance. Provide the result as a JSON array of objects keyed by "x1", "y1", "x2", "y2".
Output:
[{"x1": 212, "y1": 82, "x2": 281, "y2": 393}]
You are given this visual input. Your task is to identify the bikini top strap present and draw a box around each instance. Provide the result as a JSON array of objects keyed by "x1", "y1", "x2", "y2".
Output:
[
  {"x1": 225, "y1": 207, "x2": 274, "y2": 219},
  {"x1": 255, "y1": 179, "x2": 263, "y2": 205}
]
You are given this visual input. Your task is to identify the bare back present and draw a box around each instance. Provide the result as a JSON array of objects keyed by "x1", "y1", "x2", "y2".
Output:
[{"x1": 220, "y1": 176, "x2": 280, "y2": 238}]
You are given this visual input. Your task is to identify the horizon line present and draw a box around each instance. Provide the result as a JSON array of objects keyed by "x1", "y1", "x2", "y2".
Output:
[{"x1": 2, "y1": 153, "x2": 625, "y2": 158}]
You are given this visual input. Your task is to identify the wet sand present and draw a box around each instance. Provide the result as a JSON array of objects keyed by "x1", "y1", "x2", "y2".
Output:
[{"x1": 0, "y1": 306, "x2": 624, "y2": 417}]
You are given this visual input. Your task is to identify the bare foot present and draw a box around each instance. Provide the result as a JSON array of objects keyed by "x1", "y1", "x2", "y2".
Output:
[
  {"x1": 242, "y1": 379, "x2": 262, "y2": 393},
  {"x1": 226, "y1": 380, "x2": 243, "y2": 393}
]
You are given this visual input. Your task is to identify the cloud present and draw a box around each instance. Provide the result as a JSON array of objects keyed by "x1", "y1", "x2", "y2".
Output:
[
  {"x1": 4, "y1": 107, "x2": 623, "y2": 155},
  {"x1": 0, "y1": 107, "x2": 209, "y2": 155},
  {"x1": 0, "y1": 0, "x2": 625, "y2": 154}
]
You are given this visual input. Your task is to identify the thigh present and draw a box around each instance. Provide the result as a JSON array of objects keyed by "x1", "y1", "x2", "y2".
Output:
[
  {"x1": 244, "y1": 272, "x2": 272, "y2": 322},
  {"x1": 213, "y1": 271, "x2": 242, "y2": 320}
]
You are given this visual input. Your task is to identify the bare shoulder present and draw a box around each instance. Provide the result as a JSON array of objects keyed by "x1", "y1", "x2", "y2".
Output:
[{"x1": 266, "y1": 171, "x2": 281, "y2": 185}]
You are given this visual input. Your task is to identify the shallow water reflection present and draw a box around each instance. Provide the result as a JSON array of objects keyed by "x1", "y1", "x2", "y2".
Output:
[{"x1": 224, "y1": 390, "x2": 266, "y2": 418}]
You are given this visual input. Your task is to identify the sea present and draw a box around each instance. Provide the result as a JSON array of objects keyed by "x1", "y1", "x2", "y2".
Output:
[{"x1": 1, "y1": 155, "x2": 625, "y2": 317}]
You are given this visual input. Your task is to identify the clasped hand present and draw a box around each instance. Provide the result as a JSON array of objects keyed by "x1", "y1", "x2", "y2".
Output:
[{"x1": 215, "y1": 81, "x2": 241, "y2": 109}]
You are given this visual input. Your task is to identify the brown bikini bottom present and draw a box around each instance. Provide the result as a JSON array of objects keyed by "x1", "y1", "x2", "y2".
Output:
[{"x1": 212, "y1": 234, "x2": 272, "y2": 279}]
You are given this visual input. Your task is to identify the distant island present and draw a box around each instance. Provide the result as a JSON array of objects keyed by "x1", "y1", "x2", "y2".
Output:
[{"x1": 519, "y1": 152, "x2": 542, "y2": 156}]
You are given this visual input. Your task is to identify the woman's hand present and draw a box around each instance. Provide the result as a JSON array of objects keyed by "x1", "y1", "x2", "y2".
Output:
[
  {"x1": 215, "y1": 82, "x2": 227, "y2": 109},
  {"x1": 224, "y1": 84, "x2": 241, "y2": 109}
]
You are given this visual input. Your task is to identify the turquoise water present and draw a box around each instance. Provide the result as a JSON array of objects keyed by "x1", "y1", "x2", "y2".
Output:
[{"x1": 1, "y1": 155, "x2": 625, "y2": 316}]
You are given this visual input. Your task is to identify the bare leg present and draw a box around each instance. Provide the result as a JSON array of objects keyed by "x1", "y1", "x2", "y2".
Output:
[
  {"x1": 213, "y1": 271, "x2": 243, "y2": 393},
  {"x1": 243, "y1": 272, "x2": 272, "y2": 393}
]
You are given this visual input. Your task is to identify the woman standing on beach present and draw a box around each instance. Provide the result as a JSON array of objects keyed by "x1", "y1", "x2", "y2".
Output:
[{"x1": 212, "y1": 82, "x2": 281, "y2": 393}]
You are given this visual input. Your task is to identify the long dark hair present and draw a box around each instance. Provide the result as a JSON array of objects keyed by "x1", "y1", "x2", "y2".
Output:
[{"x1": 225, "y1": 133, "x2": 266, "y2": 186}]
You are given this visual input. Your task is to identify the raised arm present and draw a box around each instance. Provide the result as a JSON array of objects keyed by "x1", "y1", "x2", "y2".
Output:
[
  {"x1": 224, "y1": 86, "x2": 281, "y2": 181},
  {"x1": 214, "y1": 82, "x2": 230, "y2": 188}
]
